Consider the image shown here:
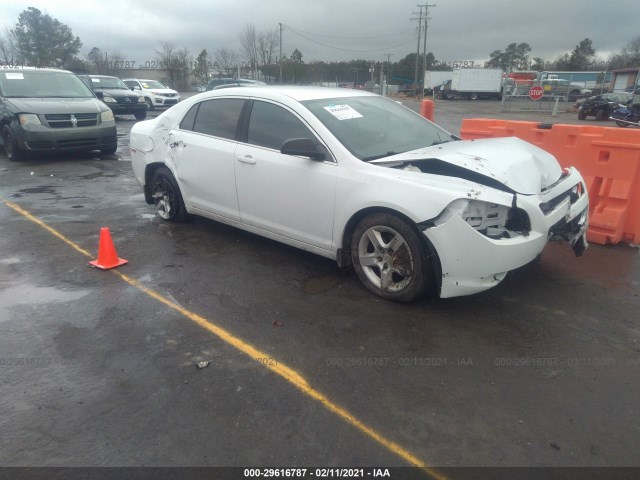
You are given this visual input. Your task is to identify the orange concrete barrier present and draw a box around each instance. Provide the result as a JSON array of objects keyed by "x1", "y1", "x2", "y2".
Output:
[
  {"x1": 420, "y1": 99, "x2": 434, "y2": 122},
  {"x1": 460, "y1": 119, "x2": 640, "y2": 245}
]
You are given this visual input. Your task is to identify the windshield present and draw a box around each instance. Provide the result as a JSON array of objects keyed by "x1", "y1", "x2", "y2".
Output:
[
  {"x1": 0, "y1": 70, "x2": 94, "y2": 98},
  {"x1": 302, "y1": 95, "x2": 455, "y2": 161},
  {"x1": 89, "y1": 76, "x2": 129, "y2": 90},
  {"x1": 140, "y1": 80, "x2": 168, "y2": 89}
]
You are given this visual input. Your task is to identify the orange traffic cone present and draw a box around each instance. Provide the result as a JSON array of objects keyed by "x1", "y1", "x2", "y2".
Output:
[{"x1": 89, "y1": 227, "x2": 128, "y2": 270}]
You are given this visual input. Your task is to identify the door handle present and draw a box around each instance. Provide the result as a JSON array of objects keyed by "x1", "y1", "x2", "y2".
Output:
[
  {"x1": 237, "y1": 155, "x2": 256, "y2": 165},
  {"x1": 169, "y1": 140, "x2": 185, "y2": 148}
]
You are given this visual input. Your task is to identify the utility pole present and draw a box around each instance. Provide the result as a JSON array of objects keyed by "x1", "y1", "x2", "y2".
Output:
[
  {"x1": 421, "y1": 3, "x2": 436, "y2": 100},
  {"x1": 411, "y1": 6, "x2": 424, "y2": 88},
  {"x1": 279, "y1": 23, "x2": 283, "y2": 84}
]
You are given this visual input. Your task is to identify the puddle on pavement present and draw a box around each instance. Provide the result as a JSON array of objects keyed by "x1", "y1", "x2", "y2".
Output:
[
  {"x1": 16, "y1": 186, "x2": 57, "y2": 195},
  {"x1": 304, "y1": 273, "x2": 342, "y2": 294},
  {"x1": 0, "y1": 285, "x2": 90, "y2": 315}
]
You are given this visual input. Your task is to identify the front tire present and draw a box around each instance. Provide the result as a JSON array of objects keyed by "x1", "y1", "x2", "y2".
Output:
[
  {"x1": 150, "y1": 166, "x2": 189, "y2": 222},
  {"x1": 100, "y1": 143, "x2": 117, "y2": 155},
  {"x1": 595, "y1": 109, "x2": 606, "y2": 121},
  {"x1": 145, "y1": 97, "x2": 154, "y2": 111},
  {"x1": 444, "y1": 89, "x2": 455, "y2": 100},
  {"x1": 2, "y1": 125, "x2": 26, "y2": 161},
  {"x1": 351, "y1": 213, "x2": 433, "y2": 302},
  {"x1": 578, "y1": 109, "x2": 587, "y2": 120}
]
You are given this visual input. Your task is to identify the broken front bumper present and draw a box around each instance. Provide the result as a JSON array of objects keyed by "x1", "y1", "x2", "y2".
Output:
[{"x1": 423, "y1": 167, "x2": 589, "y2": 298}]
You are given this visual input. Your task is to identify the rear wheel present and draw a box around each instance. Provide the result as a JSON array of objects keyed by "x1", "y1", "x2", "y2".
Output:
[
  {"x1": 134, "y1": 110, "x2": 147, "y2": 121},
  {"x1": 595, "y1": 109, "x2": 607, "y2": 121},
  {"x1": 468, "y1": 92, "x2": 478, "y2": 100},
  {"x1": 2, "y1": 125, "x2": 26, "y2": 161},
  {"x1": 351, "y1": 213, "x2": 433, "y2": 302},
  {"x1": 578, "y1": 109, "x2": 587, "y2": 120},
  {"x1": 150, "y1": 166, "x2": 189, "y2": 222},
  {"x1": 616, "y1": 120, "x2": 628, "y2": 127}
]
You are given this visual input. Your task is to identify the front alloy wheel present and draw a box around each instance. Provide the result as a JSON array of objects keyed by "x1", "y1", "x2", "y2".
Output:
[
  {"x1": 2, "y1": 125, "x2": 26, "y2": 161},
  {"x1": 351, "y1": 213, "x2": 432, "y2": 301},
  {"x1": 150, "y1": 167, "x2": 189, "y2": 222}
]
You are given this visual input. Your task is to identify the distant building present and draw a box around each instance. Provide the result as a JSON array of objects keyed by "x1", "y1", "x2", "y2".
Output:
[{"x1": 611, "y1": 68, "x2": 639, "y2": 92}]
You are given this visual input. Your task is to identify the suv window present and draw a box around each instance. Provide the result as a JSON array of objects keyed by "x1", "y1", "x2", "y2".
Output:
[
  {"x1": 190, "y1": 98, "x2": 245, "y2": 139},
  {"x1": 247, "y1": 101, "x2": 314, "y2": 150}
]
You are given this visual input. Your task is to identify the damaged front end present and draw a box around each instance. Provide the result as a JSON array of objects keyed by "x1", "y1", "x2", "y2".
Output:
[{"x1": 415, "y1": 167, "x2": 588, "y2": 298}]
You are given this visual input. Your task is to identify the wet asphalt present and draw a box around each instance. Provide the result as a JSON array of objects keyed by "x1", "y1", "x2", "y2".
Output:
[{"x1": 1, "y1": 99, "x2": 639, "y2": 474}]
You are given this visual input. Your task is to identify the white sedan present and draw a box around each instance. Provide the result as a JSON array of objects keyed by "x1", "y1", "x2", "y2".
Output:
[{"x1": 129, "y1": 86, "x2": 589, "y2": 301}]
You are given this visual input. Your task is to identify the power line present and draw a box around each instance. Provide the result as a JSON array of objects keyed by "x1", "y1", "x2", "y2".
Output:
[
  {"x1": 284, "y1": 26, "x2": 417, "y2": 54},
  {"x1": 281, "y1": 24, "x2": 415, "y2": 40}
]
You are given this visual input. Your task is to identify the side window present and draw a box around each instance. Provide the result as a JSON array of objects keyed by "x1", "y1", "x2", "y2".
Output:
[
  {"x1": 247, "y1": 101, "x2": 315, "y2": 151},
  {"x1": 192, "y1": 98, "x2": 245, "y2": 140},
  {"x1": 179, "y1": 104, "x2": 199, "y2": 131}
]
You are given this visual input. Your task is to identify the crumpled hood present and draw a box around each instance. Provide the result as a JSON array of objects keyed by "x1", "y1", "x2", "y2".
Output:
[
  {"x1": 7, "y1": 97, "x2": 106, "y2": 114},
  {"x1": 373, "y1": 137, "x2": 563, "y2": 195}
]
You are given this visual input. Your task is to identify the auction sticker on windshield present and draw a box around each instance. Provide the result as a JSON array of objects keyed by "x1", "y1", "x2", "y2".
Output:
[
  {"x1": 323, "y1": 104, "x2": 363, "y2": 120},
  {"x1": 5, "y1": 73, "x2": 24, "y2": 80}
]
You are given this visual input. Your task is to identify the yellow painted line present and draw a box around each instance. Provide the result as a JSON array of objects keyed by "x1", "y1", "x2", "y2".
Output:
[{"x1": 2, "y1": 199, "x2": 447, "y2": 480}]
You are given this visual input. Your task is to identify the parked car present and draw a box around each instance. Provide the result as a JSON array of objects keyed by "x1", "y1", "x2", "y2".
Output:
[
  {"x1": 205, "y1": 78, "x2": 266, "y2": 91},
  {"x1": 78, "y1": 74, "x2": 147, "y2": 120},
  {"x1": 121, "y1": 78, "x2": 180, "y2": 110},
  {"x1": 129, "y1": 87, "x2": 589, "y2": 301},
  {"x1": 0, "y1": 67, "x2": 117, "y2": 161},
  {"x1": 577, "y1": 92, "x2": 632, "y2": 121}
]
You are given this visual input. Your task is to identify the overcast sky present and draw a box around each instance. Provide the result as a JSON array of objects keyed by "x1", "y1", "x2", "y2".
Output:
[{"x1": 1, "y1": 0, "x2": 639, "y2": 66}]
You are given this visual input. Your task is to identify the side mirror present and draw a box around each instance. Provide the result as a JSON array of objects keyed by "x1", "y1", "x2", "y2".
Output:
[
  {"x1": 95, "y1": 91, "x2": 104, "y2": 100},
  {"x1": 281, "y1": 138, "x2": 326, "y2": 161},
  {"x1": 132, "y1": 85, "x2": 141, "y2": 91}
]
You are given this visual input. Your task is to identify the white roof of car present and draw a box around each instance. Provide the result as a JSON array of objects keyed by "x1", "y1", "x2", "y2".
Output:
[{"x1": 206, "y1": 85, "x2": 377, "y2": 102}]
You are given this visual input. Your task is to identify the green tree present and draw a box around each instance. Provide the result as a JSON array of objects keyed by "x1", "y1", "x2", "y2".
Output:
[
  {"x1": 568, "y1": 38, "x2": 595, "y2": 70},
  {"x1": 486, "y1": 43, "x2": 531, "y2": 70},
  {"x1": 12, "y1": 7, "x2": 81, "y2": 67},
  {"x1": 193, "y1": 49, "x2": 209, "y2": 87},
  {"x1": 282, "y1": 48, "x2": 305, "y2": 83}
]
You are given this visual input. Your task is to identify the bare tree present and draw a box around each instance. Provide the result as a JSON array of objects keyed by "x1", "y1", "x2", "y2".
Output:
[
  {"x1": 0, "y1": 26, "x2": 22, "y2": 65},
  {"x1": 258, "y1": 28, "x2": 279, "y2": 82},
  {"x1": 155, "y1": 41, "x2": 191, "y2": 90},
  {"x1": 214, "y1": 47, "x2": 238, "y2": 76},
  {"x1": 239, "y1": 23, "x2": 259, "y2": 79}
]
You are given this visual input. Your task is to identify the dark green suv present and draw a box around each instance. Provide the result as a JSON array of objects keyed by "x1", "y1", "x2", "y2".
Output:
[{"x1": 0, "y1": 68, "x2": 117, "y2": 161}]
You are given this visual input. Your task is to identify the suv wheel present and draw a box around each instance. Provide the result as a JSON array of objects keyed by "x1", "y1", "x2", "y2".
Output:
[
  {"x1": 2, "y1": 125, "x2": 26, "y2": 161},
  {"x1": 145, "y1": 97, "x2": 154, "y2": 111},
  {"x1": 134, "y1": 110, "x2": 147, "y2": 121}
]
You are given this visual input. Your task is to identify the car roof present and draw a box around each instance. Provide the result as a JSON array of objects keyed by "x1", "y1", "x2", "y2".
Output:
[
  {"x1": 205, "y1": 85, "x2": 376, "y2": 102},
  {"x1": 0, "y1": 67, "x2": 72, "y2": 74}
]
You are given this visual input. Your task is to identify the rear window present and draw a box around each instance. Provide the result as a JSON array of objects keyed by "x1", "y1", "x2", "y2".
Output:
[{"x1": 0, "y1": 70, "x2": 94, "y2": 98}]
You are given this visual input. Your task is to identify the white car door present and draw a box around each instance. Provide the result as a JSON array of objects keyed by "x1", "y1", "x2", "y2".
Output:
[
  {"x1": 170, "y1": 98, "x2": 245, "y2": 221},
  {"x1": 234, "y1": 100, "x2": 337, "y2": 252}
]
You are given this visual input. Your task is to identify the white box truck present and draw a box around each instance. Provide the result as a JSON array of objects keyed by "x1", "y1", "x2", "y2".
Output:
[{"x1": 441, "y1": 68, "x2": 504, "y2": 100}]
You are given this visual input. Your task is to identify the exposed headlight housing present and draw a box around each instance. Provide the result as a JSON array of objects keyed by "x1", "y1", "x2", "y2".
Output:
[
  {"x1": 103, "y1": 96, "x2": 116, "y2": 103},
  {"x1": 101, "y1": 110, "x2": 114, "y2": 122},
  {"x1": 18, "y1": 113, "x2": 41, "y2": 126},
  {"x1": 429, "y1": 199, "x2": 530, "y2": 239},
  {"x1": 137, "y1": 96, "x2": 146, "y2": 103}
]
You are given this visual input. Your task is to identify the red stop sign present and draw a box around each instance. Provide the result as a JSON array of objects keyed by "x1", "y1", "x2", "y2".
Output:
[{"x1": 529, "y1": 85, "x2": 544, "y2": 101}]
